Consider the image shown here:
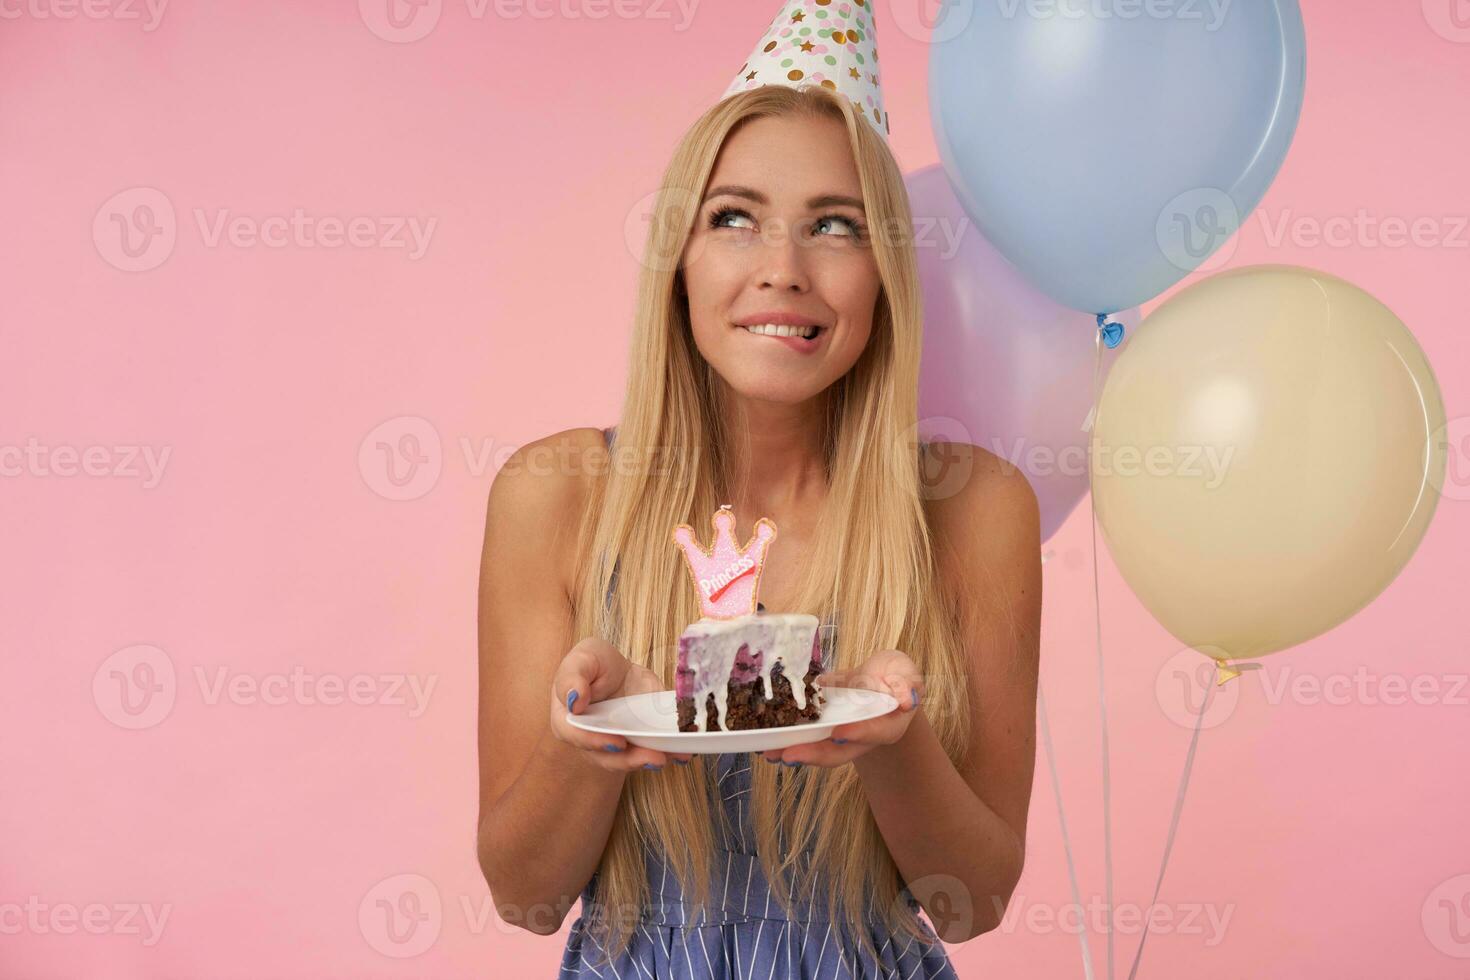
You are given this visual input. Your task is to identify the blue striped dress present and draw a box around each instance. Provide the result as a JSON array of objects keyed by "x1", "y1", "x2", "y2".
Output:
[
  {"x1": 556, "y1": 428, "x2": 959, "y2": 979},
  {"x1": 557, "y1": 750, "x2": 961, "y2": 979}
]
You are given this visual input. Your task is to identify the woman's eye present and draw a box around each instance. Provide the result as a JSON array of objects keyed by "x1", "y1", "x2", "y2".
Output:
[
  {"x1": 814, "y1": 215, "x2": 861, "y2": 238},
  {"x1": 709, "y1": 207, "x2": 754, "y2": 231}
]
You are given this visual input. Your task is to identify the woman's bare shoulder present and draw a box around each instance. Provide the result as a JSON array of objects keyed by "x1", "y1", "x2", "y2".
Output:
[
  {"x1": 490, "y1": 426, "x2": 609, "y2": 498},
  {"x1": 483, "y1": 426, "x2": 610, "y2": 596},
  {"x1": 920, "y1": 439, "x2": 1039, "y2": 554}
]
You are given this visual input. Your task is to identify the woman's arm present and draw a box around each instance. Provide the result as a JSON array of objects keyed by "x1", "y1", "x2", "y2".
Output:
[
  {"x1": 855, "y1": 443, "x2": 1041, "y2": 942},
  {"x1": 474, "y1": 429, "x2": 626, "y2": 935}
]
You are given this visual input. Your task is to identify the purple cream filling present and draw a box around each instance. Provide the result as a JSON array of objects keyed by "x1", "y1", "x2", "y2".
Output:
[{"x1": 675, "y1": 622, "x2": 822, "y2": 700}]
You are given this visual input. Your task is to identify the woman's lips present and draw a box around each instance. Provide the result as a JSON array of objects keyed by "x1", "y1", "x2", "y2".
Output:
[{"x1": 737, "y1": 323, "x2": 826, "y2": 353}]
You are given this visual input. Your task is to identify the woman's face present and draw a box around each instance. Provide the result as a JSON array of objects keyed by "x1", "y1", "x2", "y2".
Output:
[{"x1": 679, "y1": 112, "x2": 881, "y2": 404}]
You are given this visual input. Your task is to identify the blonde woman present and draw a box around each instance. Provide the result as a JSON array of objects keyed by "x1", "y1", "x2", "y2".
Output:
[{"x1": 477, "y1": 53, "x2": 1040, "y2": 980}]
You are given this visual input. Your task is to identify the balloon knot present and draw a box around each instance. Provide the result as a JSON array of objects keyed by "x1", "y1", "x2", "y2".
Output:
[
  {"x1": 1214, "y1": 660, "x2": 1264, "y2": 686},
  {"x1": 1097, "y1": 314, "x2": 1125, "y2": 349}
]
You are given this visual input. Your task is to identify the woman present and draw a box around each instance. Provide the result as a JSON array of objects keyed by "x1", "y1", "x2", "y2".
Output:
[{"x1": 476, "y1": 79, "x2": 1040, "y2": 978}]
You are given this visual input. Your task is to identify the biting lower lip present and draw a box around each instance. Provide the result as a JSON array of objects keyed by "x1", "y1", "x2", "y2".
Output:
[{"x1": 738, "y1": 324, "x2": 824, "y2": 342}]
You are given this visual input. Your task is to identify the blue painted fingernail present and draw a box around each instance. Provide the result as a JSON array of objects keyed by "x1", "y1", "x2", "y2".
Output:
[
  {"x1": 832, "y1": 737, "x2": 848, "y2": 744},
  {"x1": 567, "y1": 690, "x2": 579, "y2": 711},
  {"x1": 603, "y1": 743, "x2": 622, "y2": 752},
  {"x1": 911, "y1": 689, "x2": 919, "y2": 707},
  {"x1": 673, "y1": 758, "x2": 689, "y2": 765},
  {"x1": 780, "y1": 759, "x2": 800, "y2": 767},
  {"x1": 643, "y1": 762, "x2": 663, "y2": 770}
]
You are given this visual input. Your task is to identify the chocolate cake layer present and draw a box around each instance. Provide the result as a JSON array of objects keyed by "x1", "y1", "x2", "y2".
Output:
[{"x1": 676, "y1": 662, "x2": 826, "y2": 732}]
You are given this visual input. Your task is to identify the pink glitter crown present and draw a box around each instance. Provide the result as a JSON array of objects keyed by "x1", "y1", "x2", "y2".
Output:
[{"x1": 671, "y1": 504, "x2": 777, "y2": 620}]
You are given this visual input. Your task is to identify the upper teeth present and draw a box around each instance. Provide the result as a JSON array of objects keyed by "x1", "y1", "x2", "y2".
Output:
[{"x1": 744, "y1": 323, "x2": 817, "y2": 338}]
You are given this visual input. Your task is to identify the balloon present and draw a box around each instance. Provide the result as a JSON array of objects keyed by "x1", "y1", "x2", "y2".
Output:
[
  {"x1": 907, "y1": 164, "x2": 1137, "y2": 542},
  {"x1": 929, "y1": 1, "x2": 1306, "y2": 315},
  {"x1": 1090, "y1": 266, "x2": 1447, "y2": 663}
]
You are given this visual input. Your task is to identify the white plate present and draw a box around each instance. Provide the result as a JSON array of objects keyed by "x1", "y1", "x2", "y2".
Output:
[{"x1": 566, "y1": 687, "x2": 899, "y2": 754}]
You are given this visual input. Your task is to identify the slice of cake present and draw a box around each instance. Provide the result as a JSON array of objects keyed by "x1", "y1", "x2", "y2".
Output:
[
  {"x1": 670, "y1": 504, "x2": 827, "y2": 733},
  {"x1": 676, "y1": 611, "x2": 825, "y2": 733}
]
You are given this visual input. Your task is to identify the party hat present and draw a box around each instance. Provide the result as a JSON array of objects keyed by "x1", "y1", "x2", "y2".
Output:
[{"x1": 720, "y1": 0, "x2": 890, "y2": 142}]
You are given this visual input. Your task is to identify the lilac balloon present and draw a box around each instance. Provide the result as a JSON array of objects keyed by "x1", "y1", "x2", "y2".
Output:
[{"x1": 907, "y1": 165, "x2": 1137, "y2": 543}]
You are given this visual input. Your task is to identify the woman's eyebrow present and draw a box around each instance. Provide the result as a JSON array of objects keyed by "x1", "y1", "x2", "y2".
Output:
[{"x1": 703, "y1": 184, "x2": 865, "y2": 212}]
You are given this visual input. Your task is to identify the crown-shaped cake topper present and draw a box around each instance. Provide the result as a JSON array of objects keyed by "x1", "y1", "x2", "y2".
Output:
[
  {"x1": 672, "y1": 504, "x2": 777, "y2": 620},
  {"x1": 720, "y1": 0, "x2": 890, "y2": 142}
]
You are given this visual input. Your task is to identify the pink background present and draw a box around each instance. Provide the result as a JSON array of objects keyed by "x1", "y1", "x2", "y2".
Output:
[{"x1": 2, "y1": 1, "x2": 1467, "y2": 977}]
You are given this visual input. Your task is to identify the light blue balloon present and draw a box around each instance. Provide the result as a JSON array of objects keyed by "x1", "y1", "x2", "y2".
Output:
[{"x1": 929, "y1": 0, "x2": 1306, "y2": 315}]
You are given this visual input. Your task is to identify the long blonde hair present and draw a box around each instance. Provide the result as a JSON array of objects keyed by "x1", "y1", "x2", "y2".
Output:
[{"x1": 570, "y1": 84, "x2": 972, "y2": 966}]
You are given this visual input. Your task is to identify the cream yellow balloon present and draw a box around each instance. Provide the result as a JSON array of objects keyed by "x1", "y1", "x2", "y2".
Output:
[{"x1": 1090, "y1": 265, "x2": 1447, "y2": 662}]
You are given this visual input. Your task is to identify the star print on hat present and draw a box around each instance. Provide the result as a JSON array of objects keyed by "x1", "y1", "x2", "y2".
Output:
[{"x1": 721, "y1": 0, "x2": 890, "y2": 142}]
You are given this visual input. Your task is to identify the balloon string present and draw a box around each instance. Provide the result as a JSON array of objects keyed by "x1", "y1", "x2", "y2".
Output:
[
  {"x1": 1126, "y1": 659, "x2": 1217, "y2": 979},
  {"x1": 1037, "y1": 672, "x2": 1097, "y2": 980},
  {"x1": 1088, "y1": 313, "x2": 1215, "y2": 980},
  {"x1": 1087, "y1": 320, "x2": 1116, "y2": 980}
]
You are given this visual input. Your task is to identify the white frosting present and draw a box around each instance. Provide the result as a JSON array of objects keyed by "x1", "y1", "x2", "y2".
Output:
[{"x1": 680, "y1": 613, "x2": 819, "y2": 732}]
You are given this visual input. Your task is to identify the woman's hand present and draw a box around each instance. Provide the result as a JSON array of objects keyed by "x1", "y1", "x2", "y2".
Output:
[
  {"x1": 549, "y1": 637, "x2": 694, "y2": 771},
  {"x1": 760, "y1": 649, "x2": 923, "y2": 768}
]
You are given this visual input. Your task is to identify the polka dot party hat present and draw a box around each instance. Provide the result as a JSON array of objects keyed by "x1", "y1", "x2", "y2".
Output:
[{"x1": 720, "y1": 0, "x2": 890, "y2": 142}]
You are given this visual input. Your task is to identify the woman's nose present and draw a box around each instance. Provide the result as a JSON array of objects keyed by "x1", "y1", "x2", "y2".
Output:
[{"x1": 757, "y1": 224, "x2": 810, "y2": 292}]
